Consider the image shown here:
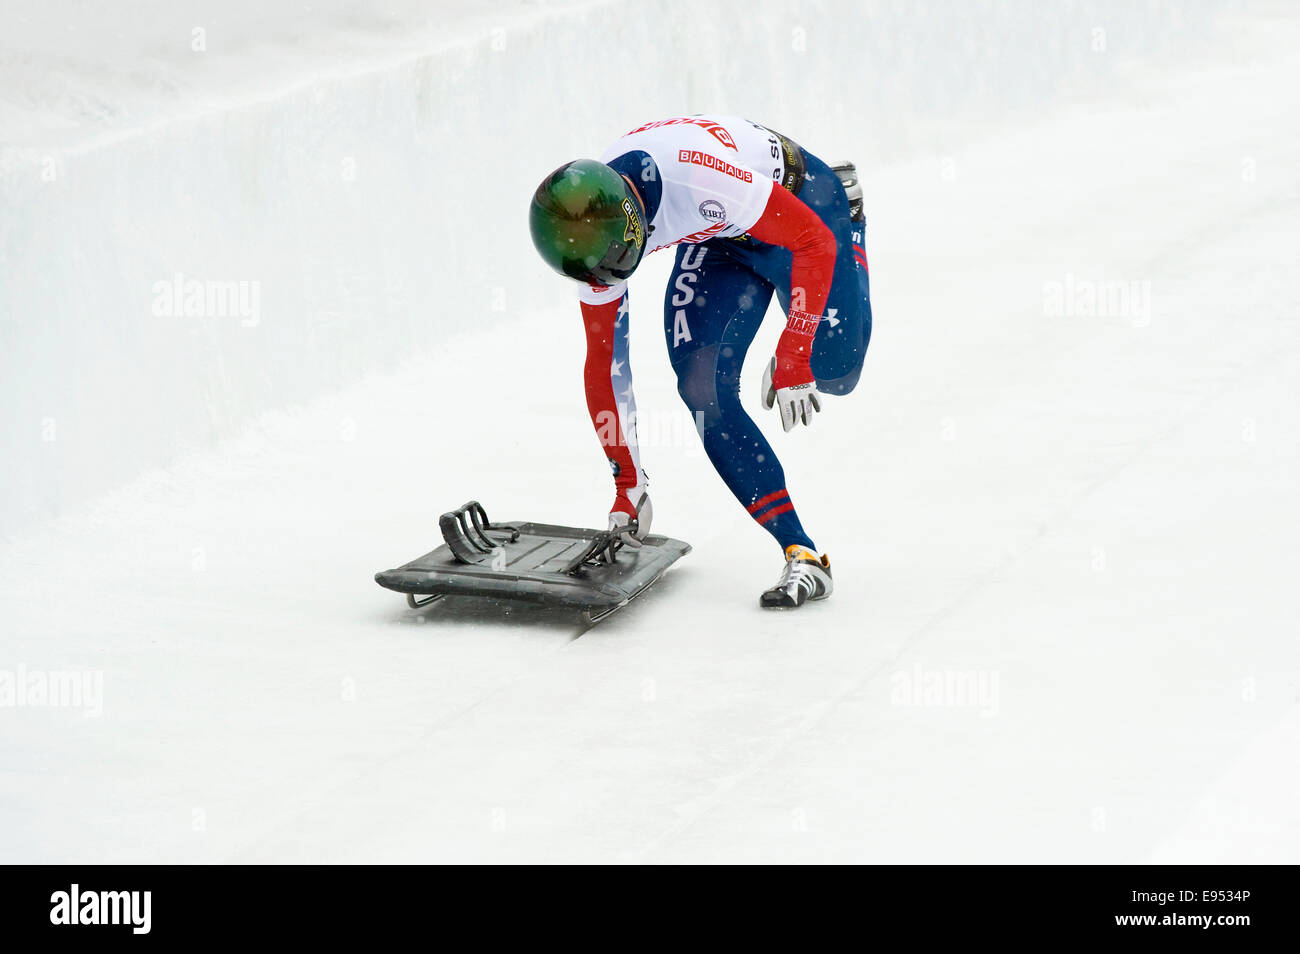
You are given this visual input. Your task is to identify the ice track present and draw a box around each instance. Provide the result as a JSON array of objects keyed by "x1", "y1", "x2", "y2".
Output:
[{"x1": 2, "y1": 2, "x2": 1298, "y2": 862}]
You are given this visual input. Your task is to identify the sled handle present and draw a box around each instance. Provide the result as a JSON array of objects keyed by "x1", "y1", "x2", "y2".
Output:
[
  {"x1": 562, "y1": 530, "x2": 624, "y2": 574},
  {"x1": 439, "y1": 500, "x2": 519, "y2": 564}
]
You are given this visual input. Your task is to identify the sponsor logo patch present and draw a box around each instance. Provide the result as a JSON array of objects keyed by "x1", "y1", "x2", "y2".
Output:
[
  {"x1": 626, "y1": 117, "x2": 737, "y2": 150},
  {"x1": 620, "y1": 197, "x2": 644, "y2": 248},
  {"x1": 698, "y1": 199, "x2": 726, "y2": 222},
  {"x1": 679, "y1": 221, "x2": 728, "y2": 245},
  {"x1": 649, "y1": 220, "x2": 728, "y2": 255},
  {"x1": 678, "y1": 150, "x2": 753, "y2": 182},
  {"x1": 785, "y1": 309, "x2": 821, "y2": 336}
]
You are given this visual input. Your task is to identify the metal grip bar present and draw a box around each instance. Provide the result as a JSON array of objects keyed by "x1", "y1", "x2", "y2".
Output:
[
  {"x1": 439, "y1": 501, "x2": 519, "y2": 565},
  {"x1": 561, "y1": 530, "x2": 624, "y2": 575}
]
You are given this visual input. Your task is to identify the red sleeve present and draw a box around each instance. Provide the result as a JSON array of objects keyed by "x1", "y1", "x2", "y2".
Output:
[
  {"x1": 745, "y1": 182, "x2": 838, "y2": 389},
  {"x1": 580, "y1": 299, "x2": 639, "y2": 500},
  {"x1": 746, "y1": 181, "x2": 837, "y2": 319}
]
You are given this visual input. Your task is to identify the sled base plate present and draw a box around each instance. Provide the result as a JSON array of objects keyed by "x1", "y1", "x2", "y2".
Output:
[{"x1": 375, "y1": 521, "x2": 690, "y2": 622}]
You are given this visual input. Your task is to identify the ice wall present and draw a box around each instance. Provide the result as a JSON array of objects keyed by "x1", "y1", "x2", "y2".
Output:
[{"x1": 0, "y1": 0, "x2": 1231, "y2": 535}]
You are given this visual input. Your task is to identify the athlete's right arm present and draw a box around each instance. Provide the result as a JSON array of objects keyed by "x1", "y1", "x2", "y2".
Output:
[{"x1": 579, "y1": 287, "x2": 650, "y2": 539}]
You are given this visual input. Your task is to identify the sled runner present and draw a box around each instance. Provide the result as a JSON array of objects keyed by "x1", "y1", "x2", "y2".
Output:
[{"x1": 375, "y1": 501, "x2": 690, "y2": 624}]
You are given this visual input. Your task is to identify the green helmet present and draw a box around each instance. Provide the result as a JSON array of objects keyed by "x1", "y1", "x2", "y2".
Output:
[{"x1": 529, "y1": 159, "x2": 647, "y2": 286}]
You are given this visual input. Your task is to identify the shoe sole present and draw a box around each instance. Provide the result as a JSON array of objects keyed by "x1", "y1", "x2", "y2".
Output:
[{"x1": 759, "y1": 578, "x2": 832, "y2": 609}]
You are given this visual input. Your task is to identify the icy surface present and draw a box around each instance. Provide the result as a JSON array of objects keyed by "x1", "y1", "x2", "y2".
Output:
[{"x1": 2, "y1": 1, "x2": 1298, "y2": 862}]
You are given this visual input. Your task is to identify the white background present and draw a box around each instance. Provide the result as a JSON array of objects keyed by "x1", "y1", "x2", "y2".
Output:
[{"x1": 2, "y1": 0, "x2": 1297, "y2": 862}]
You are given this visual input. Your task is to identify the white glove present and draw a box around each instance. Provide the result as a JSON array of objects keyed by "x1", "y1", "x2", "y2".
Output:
[
  {"x1": 607, "y1": 487, "x2": 652, "y2": 548},
  {"x1": 761, "y1": 356, "x2": 822, "y2": 432},
  {"x1": 777, "y1": 382, "x2": 821, "y2": 431}
]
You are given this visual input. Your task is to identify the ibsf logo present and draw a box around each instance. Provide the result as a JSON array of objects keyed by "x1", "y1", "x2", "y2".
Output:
[{"x1": 698, "y1": 199, "x2": 727, "y2": 222}]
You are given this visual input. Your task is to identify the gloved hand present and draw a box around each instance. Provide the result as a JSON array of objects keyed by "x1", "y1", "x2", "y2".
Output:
[
  {"x1": 761, "y1": 355, "x2": 822, "y2": 432},
  {"x1": 763, "y1": 308, "x2": 823, "y2": 432},
  {"x1": 607, "y1": 486, "x2": 652, "y2": 548}
]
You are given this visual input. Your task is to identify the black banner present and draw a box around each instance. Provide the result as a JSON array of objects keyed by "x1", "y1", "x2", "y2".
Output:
[{"x1": 0, "y1": 865, "x2": 1289, "y2": 942}]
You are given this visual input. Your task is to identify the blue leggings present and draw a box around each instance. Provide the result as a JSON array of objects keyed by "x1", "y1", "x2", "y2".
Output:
[{"x1": 662, "y1": 151, "x2": 872, "y2": 552}]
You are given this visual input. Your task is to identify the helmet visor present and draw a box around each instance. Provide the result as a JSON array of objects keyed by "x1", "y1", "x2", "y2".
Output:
[{"x1": 530, "y1": 160, "x2": 646, "y2": 287}]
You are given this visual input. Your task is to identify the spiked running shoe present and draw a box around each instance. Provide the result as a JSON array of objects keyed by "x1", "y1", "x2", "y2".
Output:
[{"x1": 761, "y1": 545, "x2": 833, "y2": 608}]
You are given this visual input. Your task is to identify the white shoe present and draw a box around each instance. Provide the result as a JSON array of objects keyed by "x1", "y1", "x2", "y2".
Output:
[{"x1": 760, "y1": 545, "x2": 832, "y2": 608}]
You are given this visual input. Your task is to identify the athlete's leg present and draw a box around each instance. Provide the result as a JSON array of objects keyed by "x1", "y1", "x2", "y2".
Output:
[{"x1": 664, "y1": 242, "x2": 817, "y2": 552}]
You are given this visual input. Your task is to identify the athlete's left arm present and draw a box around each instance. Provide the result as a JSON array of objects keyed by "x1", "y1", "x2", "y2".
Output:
[{"x1": 745, "y1": 181, "x2": 837, "y2": 391}]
